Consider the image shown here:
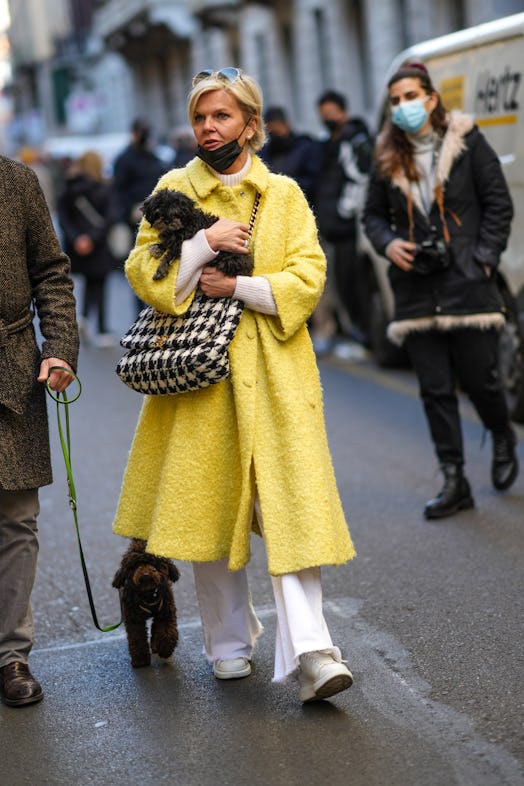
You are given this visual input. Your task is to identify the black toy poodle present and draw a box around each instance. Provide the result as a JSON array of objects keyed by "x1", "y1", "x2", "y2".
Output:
[{"x1": 141, "y1": 188, "x2": 254, "y2": 281}]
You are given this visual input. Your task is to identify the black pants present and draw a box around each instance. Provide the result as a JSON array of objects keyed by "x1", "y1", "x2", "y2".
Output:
[
  {"x1": 405, "y1": 328, "x2": 509, "y2": 466},
  {"x1": 332, "y1": 233, "x2": 370, "y2": 340},
  {"x1": 83, "y1": 277, "x2": 108, "y2": 334}
]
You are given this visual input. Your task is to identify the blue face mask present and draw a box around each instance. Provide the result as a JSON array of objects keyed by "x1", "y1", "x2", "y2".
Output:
[{"x1": 391, "y1": 98, "x2": 429, "y2": 134}]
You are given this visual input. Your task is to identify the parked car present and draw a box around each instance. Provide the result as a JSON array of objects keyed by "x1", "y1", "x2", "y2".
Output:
[{"x1": 361, "y1": 11, "x2": 524, "y2": 419}]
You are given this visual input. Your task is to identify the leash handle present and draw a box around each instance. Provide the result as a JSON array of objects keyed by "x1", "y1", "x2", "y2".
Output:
[{"x1": 46, "y1": 367, "x2": 122, "y2": 632}]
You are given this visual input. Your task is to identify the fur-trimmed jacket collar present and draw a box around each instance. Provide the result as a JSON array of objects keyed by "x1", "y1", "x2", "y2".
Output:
[
  {"x1": 387, "y1": 111, "x2": 474, "y2": 214},
  {"x1": 363, "y1": 109, "x2": 513, "y2": 336}
]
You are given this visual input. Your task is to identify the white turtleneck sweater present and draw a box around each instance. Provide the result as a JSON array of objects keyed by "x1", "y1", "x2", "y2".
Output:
[
  {"x1": 409, "y1": 130, "x2": 438, "y2": 215},
  {"x1": 174, "y1": 157, "x2": 277, "y2": 314}
]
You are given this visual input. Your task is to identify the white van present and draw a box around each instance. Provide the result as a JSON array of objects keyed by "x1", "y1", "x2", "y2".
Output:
[{"x1": 362, "y1": 12, "x2": 524, "y2": 419}]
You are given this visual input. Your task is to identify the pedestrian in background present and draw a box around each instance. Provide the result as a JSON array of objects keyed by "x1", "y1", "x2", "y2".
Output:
[
  {"x1": 363, "y1": 62, "x2": 517, "y2": 519},
  {"x1": 113, "y1": 67, "x2": 355, "y2": 703},
  {"x1": 170, "y1": 125, "x2": 197, "y2": 168},
  {"x1": 113, "y1": 118, "x2": 168, "y2": 236},
  {"x1": 113, "y1": 119, "x2": 168, "y2": 314},
  {"x1": 57, "y1": 150, "x2": 120, "y2": 347},
  {"x1": 259, "y1": 105, "x2": 321, "y2": 206},
  {"x1": 0, "y1": 155, "x2": 78, "y2": 707},
  {"x1": 314, "y1": 89, "x2": 374, "y2": 351}
]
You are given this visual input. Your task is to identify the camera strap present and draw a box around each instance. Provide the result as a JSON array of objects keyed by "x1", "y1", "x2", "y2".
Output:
[{"x1": 407, "y1": 184, "x2": 458, "y2": 246}]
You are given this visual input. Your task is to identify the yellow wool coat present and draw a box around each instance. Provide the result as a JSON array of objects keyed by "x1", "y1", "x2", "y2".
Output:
[{"x1": 113, "y1": 155, "x2": 355, "y2": 575}]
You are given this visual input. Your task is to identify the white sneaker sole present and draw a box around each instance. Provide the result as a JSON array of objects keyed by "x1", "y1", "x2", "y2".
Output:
[
  {"x1": 300, "y1": 670, "x2": 353, "y2": 703},
  {"x1": 213, "y1": 662, "x2": 252, "y2": 680}
]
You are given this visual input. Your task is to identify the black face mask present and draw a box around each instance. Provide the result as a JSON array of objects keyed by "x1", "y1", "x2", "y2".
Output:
[
  {"x1": 323, "y1": 119, "x2": 340, "y2": 134},
  {"x1": 196, "y1": 120, "x2": 250, "y2": 172}
]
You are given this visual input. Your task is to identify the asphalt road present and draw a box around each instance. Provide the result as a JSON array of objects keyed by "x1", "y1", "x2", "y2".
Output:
[{"x1": 2, "y1": 272, "x2": 523, "y2": 786}]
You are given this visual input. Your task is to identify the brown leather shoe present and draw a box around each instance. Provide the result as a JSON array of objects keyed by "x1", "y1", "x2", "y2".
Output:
[{"x1": 0, "y1": 662, "x2": 44, "y2": 707}]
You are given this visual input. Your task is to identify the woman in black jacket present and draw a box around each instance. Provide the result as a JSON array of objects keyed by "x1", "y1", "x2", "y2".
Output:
[
  {"x1": 58, "y1": 151, "x2": 119, "y2": 345},
  {"x1": 363, "y1": 62, "x2": 517, "y2": 519}
]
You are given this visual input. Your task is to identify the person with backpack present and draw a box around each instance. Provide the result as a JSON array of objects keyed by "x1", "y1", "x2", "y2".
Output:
[
  {"x1": 314, "y1": 90, "x2": 374, "y2": 348},
  {"x1": 57, "y1": 151, "x2": 120, "y2": 346}
]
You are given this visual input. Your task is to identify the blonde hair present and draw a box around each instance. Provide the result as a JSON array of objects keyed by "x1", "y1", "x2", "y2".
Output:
[
  {"x1": 187, "y1": 70, "x2": 266, "y2": 152},
  {"x1": 76, "y1": 150, "x2": 104, "y2": 182}
]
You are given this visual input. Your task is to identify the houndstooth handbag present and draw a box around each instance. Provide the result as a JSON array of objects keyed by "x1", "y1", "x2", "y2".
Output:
[
  {"x1": 116, "y1": 191, "x2": 261, "y2": 395},
  {"x1": 115, "y1": 292, "x2": 244, "y2": 395}
]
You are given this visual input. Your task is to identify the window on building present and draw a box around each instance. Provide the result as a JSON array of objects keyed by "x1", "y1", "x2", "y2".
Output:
[
  {"x1": 398, "y1": 0, "x2": 409, "y2": 50},
  {"x1": 52, "y1": 67, "x2": 71, "y2": 126},
  {"x1": 351, "y1": 0, "x2": 372, "y2": 112},
  {"x1": 313, "y1": 8, "x2": 331, "y2": 89},
  {"x1": 254, "y1": 32, "x2": 270, "y2": 100},
  {"x1": 448, "y1": 0, "x2": 465, "y2": 31}
]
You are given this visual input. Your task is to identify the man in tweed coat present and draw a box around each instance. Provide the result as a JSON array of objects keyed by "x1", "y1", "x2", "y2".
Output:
[{"x1": 0, "y1": 156, "x2": 79, "y2": 706}]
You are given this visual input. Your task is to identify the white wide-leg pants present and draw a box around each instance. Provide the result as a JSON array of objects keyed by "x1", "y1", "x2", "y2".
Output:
[{"x1": 193, "y1": 561, "x2": 342, "y2": 681}]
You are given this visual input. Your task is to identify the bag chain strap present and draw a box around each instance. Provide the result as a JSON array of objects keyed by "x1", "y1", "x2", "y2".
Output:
[{"x1": 248, "y1": 192, "x2": 261, "y2": 238}]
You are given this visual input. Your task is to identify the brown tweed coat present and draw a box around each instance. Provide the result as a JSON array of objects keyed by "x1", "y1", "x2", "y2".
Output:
[{"x1": 0, "y1": 156, "x2": 79, "y2": 490}]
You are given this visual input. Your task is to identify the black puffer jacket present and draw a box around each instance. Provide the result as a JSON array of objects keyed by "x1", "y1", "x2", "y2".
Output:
[
  {"x1": 113, "y1": 144, "x2": 167, "y2": 225},
  {"x1": 363, "y1": 112, "x2": 513, "y2": 325}
]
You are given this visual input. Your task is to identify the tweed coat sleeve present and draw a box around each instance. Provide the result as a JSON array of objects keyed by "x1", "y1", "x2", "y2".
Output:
[
  {"x1": 0, "y1": 158, "x2": 78, "y2": 489},
  {"x1": 23, "y1": 166, "x2": 79, "y2": 367}
]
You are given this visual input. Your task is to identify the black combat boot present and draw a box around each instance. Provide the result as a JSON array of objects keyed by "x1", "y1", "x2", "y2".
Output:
[
  {"x1": 492, "y1": 426, "x2": 519, "y2": 491},
  {"x1": 424, "y1": 463, "x2": 474, "y2": 520}
]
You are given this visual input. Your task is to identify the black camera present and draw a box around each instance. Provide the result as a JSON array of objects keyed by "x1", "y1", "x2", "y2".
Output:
[{"x1": 412, "y1": 236, "x2": 451, "y2": 275}]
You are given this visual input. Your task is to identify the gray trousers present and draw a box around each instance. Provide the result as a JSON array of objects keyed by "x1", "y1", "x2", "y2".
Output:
[{"x1": 0, "y1": 488, "x2": 39, "y2": 668}]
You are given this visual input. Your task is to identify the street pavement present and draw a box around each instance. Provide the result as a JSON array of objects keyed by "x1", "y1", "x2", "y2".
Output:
[{"x1": 2, "y1": 272, "x2": 524, "y2": 786}]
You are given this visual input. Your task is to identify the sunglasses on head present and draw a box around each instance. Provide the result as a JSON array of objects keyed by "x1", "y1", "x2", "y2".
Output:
[{"x1": 192, "y1": 67, "x2": 243, "y2": 87}]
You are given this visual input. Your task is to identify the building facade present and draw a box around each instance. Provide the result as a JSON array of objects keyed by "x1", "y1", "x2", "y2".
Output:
[{"x1": 5, "y1": 0, "x2": 524, "y2": 150}]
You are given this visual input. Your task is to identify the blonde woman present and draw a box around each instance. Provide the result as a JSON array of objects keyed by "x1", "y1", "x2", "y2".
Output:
[{"x1": 114, "y1": 69, "x2": 355, "y2": 703}]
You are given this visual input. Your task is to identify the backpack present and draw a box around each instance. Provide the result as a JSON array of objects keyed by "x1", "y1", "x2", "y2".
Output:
[{"x1": 337, "y1": 131, "x2": 374, "y2": 220}]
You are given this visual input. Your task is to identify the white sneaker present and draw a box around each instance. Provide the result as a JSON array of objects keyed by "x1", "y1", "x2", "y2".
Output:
[
  {"x1": 213, "y1": 657, "x2": 252, "y2": 680},
  {"x1": 298, "y1": 651, "x2": 353, "y2": 703}
]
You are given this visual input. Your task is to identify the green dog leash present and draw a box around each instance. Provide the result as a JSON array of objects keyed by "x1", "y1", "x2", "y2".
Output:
[{"x1": 46, "y1": 367, "x2": 121, "y2": 632}]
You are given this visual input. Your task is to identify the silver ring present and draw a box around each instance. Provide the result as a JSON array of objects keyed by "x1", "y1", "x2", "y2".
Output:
[{"x1": 244, "y1": 239, "x2": 249, "y2": 248}]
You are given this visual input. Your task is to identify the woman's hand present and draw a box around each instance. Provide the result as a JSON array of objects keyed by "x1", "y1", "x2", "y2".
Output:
[
  {"x1": 386, "y1": 238, "x2": 416, "y2": 271},
  {"x1": 205, "y1": 219, "x2": 250, "y2": 254},
  {"x1": 199, "y1": 266, "x2": 237, "y2": 298}
]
